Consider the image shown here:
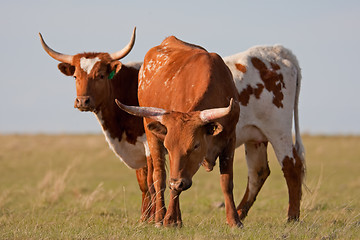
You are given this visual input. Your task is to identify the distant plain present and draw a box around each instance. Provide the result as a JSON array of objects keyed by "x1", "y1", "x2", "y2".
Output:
[{"x1": 0, "y1": 134, "x2": 359, "y2": 239}]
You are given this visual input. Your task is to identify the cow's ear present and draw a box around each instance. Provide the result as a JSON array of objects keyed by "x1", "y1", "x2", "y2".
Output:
[
  {"x1": 58, "y1": 63, "x2": 75, "y2": 76},
  {"x1": 204, "y1": 122, "x2": 223, "y2": 136},
  {"x1": 147, "y1": 121, "x2": 167, "y2": 141},
  {"x1": 110, "y1": 61, "x2": 123, "y2": 74}
]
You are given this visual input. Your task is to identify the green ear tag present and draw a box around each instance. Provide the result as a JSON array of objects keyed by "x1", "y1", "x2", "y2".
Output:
[{"x1": 108, "y1": 70, "x2": 116, "y2": 80}]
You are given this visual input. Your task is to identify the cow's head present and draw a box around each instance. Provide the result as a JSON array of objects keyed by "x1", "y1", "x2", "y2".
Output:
[
  {"x1": 115, "y1": 99, "x2": 236, "y2": 192},
  {"x1": 39, "y1": 28, "x2": 136, "y2": 112}
]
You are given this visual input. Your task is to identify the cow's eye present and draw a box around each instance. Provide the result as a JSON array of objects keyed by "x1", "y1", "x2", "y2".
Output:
[
  {"x1": 99, "y1": 75, "x2": 104, "y2": 79},
  {"x1": 73, "y1": 76, "x2": 77, "y2": 80},
  {"x1": 193, "y1": 143, "x2": 200, "y2": 151}
]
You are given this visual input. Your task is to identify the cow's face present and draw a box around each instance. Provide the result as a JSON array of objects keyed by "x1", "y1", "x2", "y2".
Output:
[
  {"x1": 39, "y1": 27, "x2": 136, "y2": 112},
  {"x1": 57, "y1": 54, "x2": 122, "y2": 112},
  {"x1": 115, "y1": 99, "x2": 236, "y2": 193},
  {"x1": 148, "y1": 112, "x2": 223, "y2": 192}
]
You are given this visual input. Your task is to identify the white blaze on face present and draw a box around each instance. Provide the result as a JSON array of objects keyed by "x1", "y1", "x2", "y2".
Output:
[{"x1": 80, "y1": 57, "x2": 101, "y2": 74}]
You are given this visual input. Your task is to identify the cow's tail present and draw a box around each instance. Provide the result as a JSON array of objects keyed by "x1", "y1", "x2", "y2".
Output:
[
  {"x1": 291, "y1": 51, "x2": 306, "y2": 183},
  {"x1": 294, "y1": 72, "x2": 305, "y2": 158},
  {"x1": 276, "y1": 45, "x2": 306, "y2": 182}
]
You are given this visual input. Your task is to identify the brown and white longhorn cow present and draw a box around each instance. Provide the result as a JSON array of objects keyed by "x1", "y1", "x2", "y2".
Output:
[
  {"x1": 39, "y1": 28, "x2": 154, "y2": 221},
  {"x1": 116, "y1": 36, "x2": 242, "y2": 227},
  {"x1": 222, "y1": 45, "x2": 306, "y2": 221}
]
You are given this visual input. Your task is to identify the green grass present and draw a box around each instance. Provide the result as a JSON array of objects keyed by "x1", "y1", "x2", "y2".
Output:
[{"x1": 0, "y1": 134, "x2": 359, "y2": 239}]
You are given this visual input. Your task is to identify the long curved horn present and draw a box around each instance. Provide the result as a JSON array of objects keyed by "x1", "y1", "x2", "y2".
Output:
[
  {"x1": 199, "y1": 98, "x2": 235, "y2": 122},
  {"x1": 38, "y1": 33, "x2": 73, "y2": 64},
  {"x1": 115, "y1": 99, "x2": 167, "y2": 122},
  {"x1": 110, "y1": 27, "x2": 136, "y2": 60}
]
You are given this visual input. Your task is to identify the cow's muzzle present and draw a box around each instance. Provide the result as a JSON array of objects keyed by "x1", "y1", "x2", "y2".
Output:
[
  {"x1": 74, "y1": 96, "x2": 95, "y2": 111},
  {"x1": 169, "y1": 178, "x2": 192, "y2": 192}
]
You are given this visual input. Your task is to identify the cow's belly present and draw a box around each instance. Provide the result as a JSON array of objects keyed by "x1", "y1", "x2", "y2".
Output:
[
  {"x1": 95, "y1": 113, "x2": 148, "y2": 169},
  {"x1": 235, "y1": 124, "x2": 268, "y2": 147},
  {"x1": 102, "y1": 131, "x2": 147, "y2": 169},
  {"x1": 234, "y1": 90, "x2": 294, "y2": 148}
]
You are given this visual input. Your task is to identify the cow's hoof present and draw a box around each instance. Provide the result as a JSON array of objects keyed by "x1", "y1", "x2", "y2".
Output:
[
  {"x1": 163, "y1": 219, "x2": 177, "y2": 227},
  {"x1": 287, "y1": 216, "x2": 300, "y2": 222},
  {"x1": 227, "y1": 220, "x2": 243, "y2": 228},
  {"x1": 236, "y1": 221, "x2": 244, "y2": 228},
  {"x1": 176, "y1": 220, "x2": 183, "y2": 228},
  {"x1": 163, "y1": 216, "x2": 182, "y2": 227},
  {"x1": 154, "y1": 221, "x2": 163, "y2": 228}
]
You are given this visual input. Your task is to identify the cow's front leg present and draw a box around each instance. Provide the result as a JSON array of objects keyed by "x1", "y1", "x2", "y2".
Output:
[
  {"x1": 164, "y1": 190, "x2": 182, "y2": 227},
  {"x1": 219, "y1": 140, "x2": 242, "y2": 228},
  {"x1": 237, "y1": 142, "x2": 270, "y2": 220}
]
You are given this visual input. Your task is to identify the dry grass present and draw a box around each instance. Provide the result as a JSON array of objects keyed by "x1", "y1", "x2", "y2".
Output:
[
  {"x1": 0, "y1": 134, "x2": 359, "y2": 239},
  {"x1": 37, "y1": 165, "x2": 73, "y2": 204}
]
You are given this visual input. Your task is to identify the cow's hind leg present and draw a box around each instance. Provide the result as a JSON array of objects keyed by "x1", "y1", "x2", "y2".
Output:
[
  {"x1": 145, "y1": 133, "x2": 167, "y2": 226},
  {"x1": 138, "y1": 155, "x2": 156, "y2": 222},
  {"x1": 146, "y1": 155, "x2": 156, "y2": 222},
  {"x1": 270, "y1": 135, "x2": 305, "y2": 221},
  {"x1": 237, "y1": 142, "x2": 270, "y2": 220},
  {"x1": 136, "y1": 165, "x2": 152, "y2": 222}
]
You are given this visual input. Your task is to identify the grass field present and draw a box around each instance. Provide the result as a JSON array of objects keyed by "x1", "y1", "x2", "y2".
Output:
[{"x1": 0, "y1": 134, "x2": 359, "y2": 239}]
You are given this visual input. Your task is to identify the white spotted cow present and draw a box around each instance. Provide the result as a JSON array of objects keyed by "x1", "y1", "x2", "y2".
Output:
[{"x1": 215, "y1": 45, "x2": 305, "y2": 221}]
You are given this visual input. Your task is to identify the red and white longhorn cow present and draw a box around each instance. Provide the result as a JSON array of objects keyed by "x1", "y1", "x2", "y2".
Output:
[
  {"x1": 39, "y1": 28, "x2": 154, "y2": 221},
  {"x1": 222, "y1": 45, "x2": 306, "y2": 221},
  {"x1": 116, "y1": 36, "x2": 242, "y2": 227}
]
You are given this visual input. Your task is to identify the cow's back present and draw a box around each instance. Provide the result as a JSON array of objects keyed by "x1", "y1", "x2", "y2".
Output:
[
  {"x1": 223, "y1": 45, "x2": 301, "y2": 147},
  {"x1": 223, "y1": 45, "x2": 300, "y2": 92},
  {"x1": 139, "y1": 36, "x2": 238, "y2": 114}
]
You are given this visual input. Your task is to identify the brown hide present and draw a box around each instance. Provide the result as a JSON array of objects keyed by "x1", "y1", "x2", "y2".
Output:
[
  {"x1": 137, "y1": 36, "x2": 241, "y2": 226},
  {"x1": 96, "y1": 63, "x2": 144, "y2": 144},
  {"x1": 139, "y1": 36, "x2": 239, "y2": 171}
]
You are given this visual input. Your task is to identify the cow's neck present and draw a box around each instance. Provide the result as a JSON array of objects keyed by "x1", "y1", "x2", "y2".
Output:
[{"x1": 95, "y1": 65, "x2": 144, "y2": 145}]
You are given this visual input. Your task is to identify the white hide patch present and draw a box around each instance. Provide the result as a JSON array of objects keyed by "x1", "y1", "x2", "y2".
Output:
[
  {"x1": 224, "y1": 45, "x2": 304, "y2": 169},
  {"x1": 95, "y1": 112, "x2": 147, "y2": 169},
  {"x1": 80, "y1": 57, "x2": 101, "y2": 74}
]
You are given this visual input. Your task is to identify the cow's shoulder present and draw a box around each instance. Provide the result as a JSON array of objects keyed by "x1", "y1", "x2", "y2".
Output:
[{"x1": 160, "y1": 36, "x2": 207, "y2": 52}]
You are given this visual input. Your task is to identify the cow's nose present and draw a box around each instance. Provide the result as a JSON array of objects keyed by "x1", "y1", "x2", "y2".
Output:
[
  {"x1": 171, "y1": 179, "x2": 183, "y2": 190},
  {"x1": 169, "y1": 178, "x2": 192, "y2": 192},
  {"x1": 74, "y1": 96, "x2": 92, "y2": 110}
]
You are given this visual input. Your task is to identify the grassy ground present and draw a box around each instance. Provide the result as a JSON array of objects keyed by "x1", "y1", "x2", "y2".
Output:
[{"x1": 0, "y1": 134, "x2": 359, "y2": 239}]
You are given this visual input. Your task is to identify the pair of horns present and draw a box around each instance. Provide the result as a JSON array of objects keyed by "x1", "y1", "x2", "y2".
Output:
[
  {"x1": 39, "y1": 27, "x2": 136, "y2": 64},
  {"x1": 115, "y1": 98, "x2": 235, "y2": 123}
]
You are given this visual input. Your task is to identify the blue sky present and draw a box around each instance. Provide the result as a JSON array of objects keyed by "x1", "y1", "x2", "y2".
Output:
[{"x1": 0, "y1": 0, "x2": 359, "y2": 134}]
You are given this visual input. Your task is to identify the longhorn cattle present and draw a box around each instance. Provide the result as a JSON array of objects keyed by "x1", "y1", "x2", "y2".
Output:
[
  {"x1": 222, "y1": 45, "x2": 305, "y2": 221},
  {"x1": 39, "y1": 28, "x2": 154, "y2": 221},
  {"x1": 116, "y1": 36, "x2": 242, "y2": 227}
]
